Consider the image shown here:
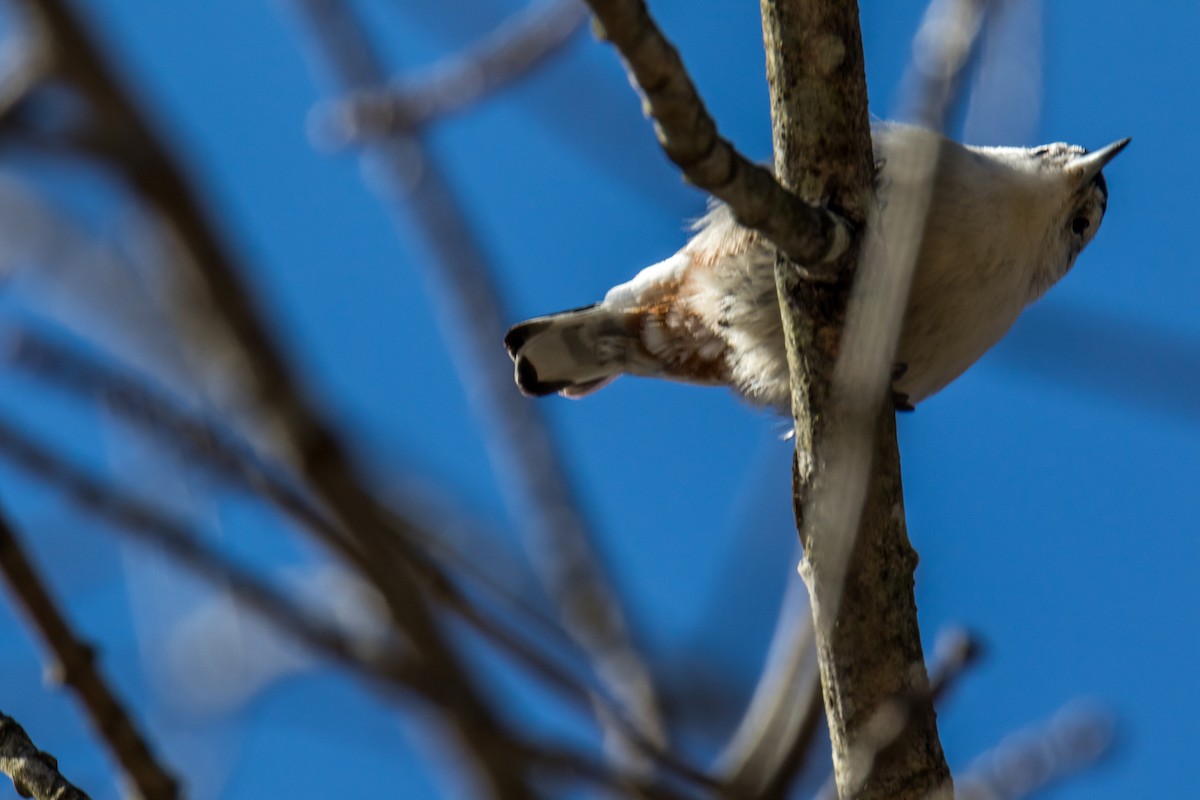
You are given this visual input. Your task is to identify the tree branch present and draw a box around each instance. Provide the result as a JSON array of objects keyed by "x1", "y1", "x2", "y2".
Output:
[
  {"x1": 0, "y1": 419, "x2": 435, "y2": 695},
  {"x1": 715, "y1": 576, "x2": 822, "y2": 799},
  {"x1": 956, "y1": 702, "x2": 1114, "y2": 800},
  {"x1": 6, "y1": 330, "x2": 721, "y2": 786},
  {"x1": 314, "y1": 0, "x2": 589, "y2": 145},
  {"x1": 927, "y1": 626, "x2": 983, "y2": 704},
  {"x1": 581, "y1": 0, "x2": 851, "y2": 270},
  {"x1": 758, "y1": 0, "x2": 991, "y2": 797},
  {"x1": 0, "y1": 507, "x2": 179, "y2": 799},
  {"x1": 282, "y1": 0, "x2": 667, "y2": 756},
  {"x1": 14, "y1": 2, "x2": 536, "y2": 793},
  {"x1": 0, "y1": 711, "x2": 88, "y2": 800},
  {"x1": 0, "y1": 417, "x2": 725, "y2": 797}
]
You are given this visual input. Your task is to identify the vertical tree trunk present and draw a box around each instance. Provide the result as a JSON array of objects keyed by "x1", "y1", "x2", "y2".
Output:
[{"x1": 760, "y1": 1, "x2": 953, "y2": 797}]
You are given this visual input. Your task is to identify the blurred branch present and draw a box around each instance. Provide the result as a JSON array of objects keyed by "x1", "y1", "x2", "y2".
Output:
[
  {"x1": 956, "y1": 702, "x2": 1114, "y2": 800},
  {"x1": 8, "y1": 329, "x2": 337, "y2": 540},
  {"x1": 582, "y1": 0, "x2": 851, "y2": 270},
  {"x1": 0, "y1": 418, "x2": 444, "y2": 698},
  {"x1": 314, "y1": 0, "x2": 588, "y2": 145},
  {"x1": 5, "y1": 329, "x2": 717, "y2": 787},
  {"x1": 994, "y1": 301, "x2": 1200, "y2": 424},
  {"x1": 0, "y1": 412, "x2": 712, "y2": 796},
  {"x1": 0, "y1": 506, "x2": 179, "y2": 799},
  {"x1": 0, "y1": 711, "x2": 88, "y2": 800},
  {"x1": 283, "y1": 0, "x2": 667, "y2": 755},
  {"x1": 0, "y1": 414, "x2": 662, "y2": 788},
  {"x1": 8, "y1": 328, "x2": 572, "y2": 661},
  {"x1": 0, "y1": 433, "x2": 709, "y2": 799},
  {"x1": 0, "y1": 14, "x2": 52, "y2": 122},
  {"x1": 715, "y1": 577, "x2": 822, "y2": 799},
  {"x1": 10, "y1": 1, "x2": 536, "y2": 793},
  {"x1": 0, "y1": 417, "x2": 690, "y2": 796},
  {"x1": 927, "y1": 626, "x2": 984, "y2": 704}
]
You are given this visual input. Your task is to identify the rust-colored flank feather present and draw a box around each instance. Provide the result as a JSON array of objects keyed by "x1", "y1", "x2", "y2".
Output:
[{"x1": 624, "y1": 255, "x2": 732, "y2": 387}]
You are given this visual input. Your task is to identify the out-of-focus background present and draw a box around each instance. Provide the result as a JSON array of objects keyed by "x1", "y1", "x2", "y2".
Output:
[{"x1": 0, "y1": 0, "x2": 1193, "y2": 798}]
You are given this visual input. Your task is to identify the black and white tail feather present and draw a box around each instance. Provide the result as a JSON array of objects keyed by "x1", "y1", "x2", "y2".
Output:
[{"x1": 504, "y1": 304, "x2": 633, "y2": 399}]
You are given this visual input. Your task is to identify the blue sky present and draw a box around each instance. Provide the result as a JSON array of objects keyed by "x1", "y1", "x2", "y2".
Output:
[{"x1": 0, "y1": 1, "x2": 1195, "y2": 798}]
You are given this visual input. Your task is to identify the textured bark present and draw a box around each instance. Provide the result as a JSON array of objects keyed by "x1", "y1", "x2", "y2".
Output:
[
  {"x1": 583, "y1": 0, "x2": 851, "y2": 269},
  {"x1": 760, "y1": 1, "x2": 952, "y2": 798},
  {"x1": 761, "y1": 0, "x2": 873, "y2": 471},
  {"x1": 0, "y1": 712, "x2": 89, "y2": 800}
]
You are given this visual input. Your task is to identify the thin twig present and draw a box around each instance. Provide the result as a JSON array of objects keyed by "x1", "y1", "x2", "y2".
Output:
[
  {"x1": 282, "y1": 0, "x2": 667, "y2": 754},
  {"x1": 314, "y1": 0, "x2": 589, "y2": 145},
  {"x1": 0, "y1": 711, "x2": 89, "y2": 800},
  {"x1": 927, "y1": 626, "x2": 984, "y2": 704},
  {"x1": 581, "y1": 0, "x2": 851, "y2": 270},
  {"x1": 0, "y1": 505, "x2": 179, "y2": 799}
]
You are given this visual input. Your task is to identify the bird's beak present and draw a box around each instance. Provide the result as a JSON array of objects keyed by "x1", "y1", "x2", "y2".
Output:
[{"x1": 1069, "y1": 137, "x2": 1131, "y2": 184}]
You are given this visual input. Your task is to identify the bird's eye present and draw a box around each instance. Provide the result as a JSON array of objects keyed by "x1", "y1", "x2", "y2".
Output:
[{"x1": 1071, "y1": 216, "x2": 1091, "y2": 236}]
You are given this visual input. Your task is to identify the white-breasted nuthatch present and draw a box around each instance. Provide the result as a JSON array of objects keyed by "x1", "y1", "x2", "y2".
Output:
[{"x1": 505, "y1": 125, "x2": 1129, "y2": 410}]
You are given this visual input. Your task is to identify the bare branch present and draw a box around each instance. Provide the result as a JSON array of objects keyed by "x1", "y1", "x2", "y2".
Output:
[
  {"x1": 760, "y1": 0, "x2": 989, "y2": 797},
  {"x1": 581, "y1": 0, "x2": 851, "y2": 270},
  {"x1": 928, "y1": 626, "x2": 984, "y2": 704},
  {"x1": 6, "y1": 330, "x2": 710, "y2": 780},
  {"x1": 955, "y1": 702, "x2": 1114, "y2": 800},
  {"x1": 11, "y1": 2, "x2": 536, "y2": 793},
  {"x1": 811, "y1": 626, "x2": 986, "y2": 800},
  {"x1": 758, "y1": 2, "x2": 946, "y2": 797},
  {"x1": 0, "y1": 711, "x2": 89, "y2": 800},
  {"x1": 0, "y1": 418, "x2": 436, "y2": 695},
  {"x1": 715, "y1": 576, "x2": 822, "y2": 798},
  {"x1": 0, "y1": 417, "x2": 724, "y2": 797},
  {"x1": 282, "y1": 0, "x2": 667, "y2": 755},
  {"x1": 0, "y1": 507, "x2": 179, "y2": 799},
  {"x1": 314, "y1": 0, "x2": 589, "y2": 145},
  {"x1": 9, "y1": 328, "x2": 554, "y2": 650}
]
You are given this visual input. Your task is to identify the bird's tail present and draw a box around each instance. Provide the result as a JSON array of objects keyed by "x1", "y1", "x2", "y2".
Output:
[{"x1": 504, "y1": 304, "x2": 636, "y2": 399}]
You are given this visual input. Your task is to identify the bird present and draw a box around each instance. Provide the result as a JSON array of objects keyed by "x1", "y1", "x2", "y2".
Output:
[{"x1": 504, "y1": 125, "x2": 1129, "y2": 411}]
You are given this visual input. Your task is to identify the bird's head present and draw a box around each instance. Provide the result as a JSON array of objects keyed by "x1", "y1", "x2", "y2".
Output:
[{"x1": 1022, "y1": 137, "x2": 1130, "y2": 295}]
